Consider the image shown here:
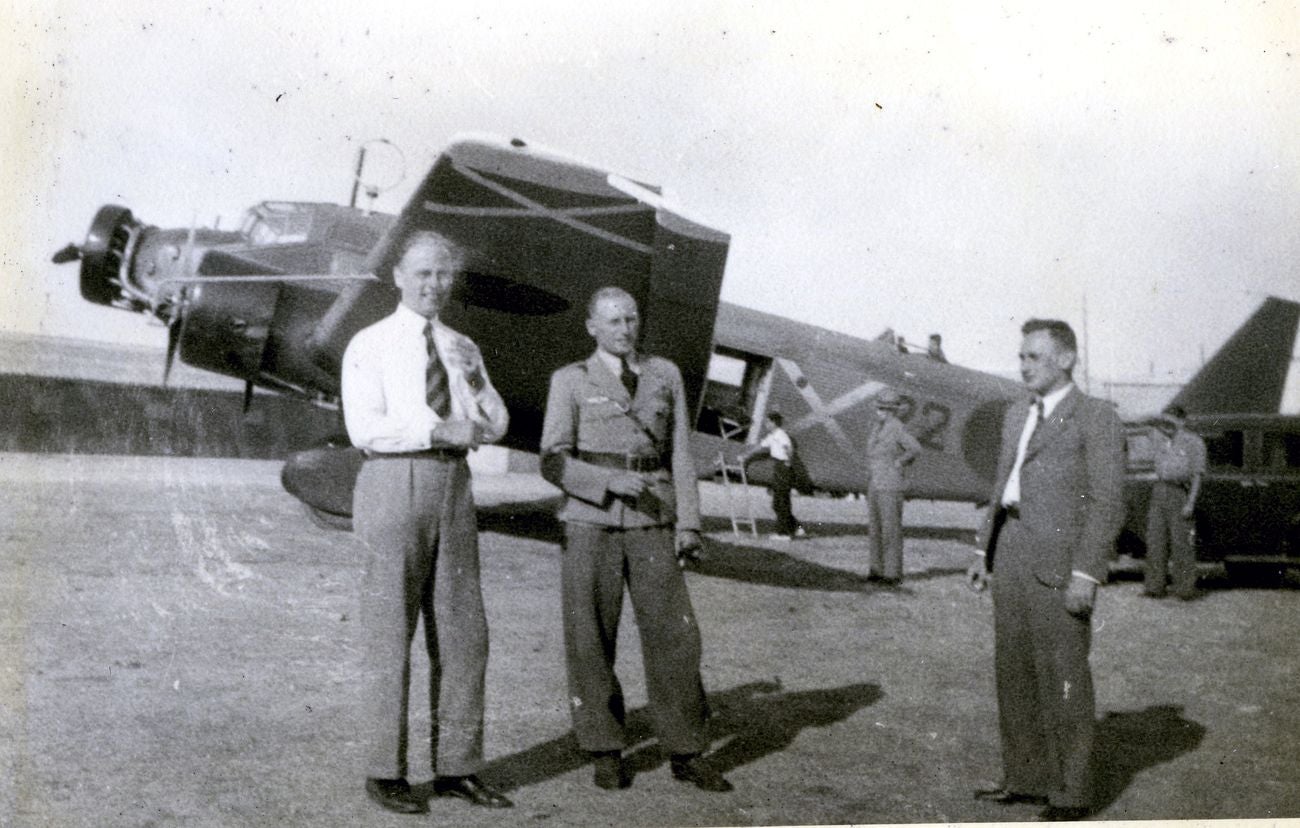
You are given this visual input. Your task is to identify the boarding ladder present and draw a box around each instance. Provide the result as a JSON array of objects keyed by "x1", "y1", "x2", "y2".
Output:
[{"x1": 716, "y1": 417, "x2": 758, "y2": 537}]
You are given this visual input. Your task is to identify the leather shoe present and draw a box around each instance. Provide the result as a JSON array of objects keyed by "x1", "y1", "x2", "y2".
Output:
[
  {"x1": 591, "y1": 751, "x2": 631, "y2": 790},
  {"x1": 670, "y1": 754, "x2": 733, "y2": 792},
  {"x1": 974, "y1": 786, "x2": 1049, "y2": 805},
  {"x1": 1038, "y1": 804, "x2": 1091, "y2": 821},
  {"x1": 432, "y1": 774, "x2": 513, "y2": 808},
  {"x1": 365, "y1": 777, "x2": 429, "y2": 814}
]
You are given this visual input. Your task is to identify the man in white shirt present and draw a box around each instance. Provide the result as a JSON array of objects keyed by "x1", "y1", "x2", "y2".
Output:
[
  {"x1": 342, "y1": 231, "x2": 511, "y2": 814},
  {"x1": 740, "y1": 411, "x2": 805, "y2": 540},
  {"x1": 966, "y1": 318, "x2": 1124, "y2": 822}
]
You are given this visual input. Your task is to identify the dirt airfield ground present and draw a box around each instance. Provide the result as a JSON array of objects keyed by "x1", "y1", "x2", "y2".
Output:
[{"x1": 2, "y1": 452, "x2": 1298, "y2": 828}]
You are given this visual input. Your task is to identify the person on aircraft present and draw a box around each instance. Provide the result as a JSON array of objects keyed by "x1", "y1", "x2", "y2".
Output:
[
  {"x1": 864, "y1": 387, "x2": 921, "y2": 585},
  {"x1": 341, "y1": 231, "x2": 513, "y2": 814},
  {"x1": 738, "y1": 411, "x2": 807, "y2": 540},
  {"x1": 539, "y1": 286, "x2": 732, "y2": 794},
  {"x1": 1142, "y1": 405, "x2": 1206, "y2": 600},
  {"x1": 927, "y1": 334, "x2": 948, "y2": 363}
]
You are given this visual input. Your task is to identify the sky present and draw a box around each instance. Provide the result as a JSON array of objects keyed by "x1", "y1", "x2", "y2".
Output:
[{"x1": 3, "y1": 0, "x2": 1297, "y2": 384}]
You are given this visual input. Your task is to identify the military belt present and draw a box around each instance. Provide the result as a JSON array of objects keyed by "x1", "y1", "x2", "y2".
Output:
[{"x1": 578, "y1": 450, "x2": 666, "y2": 472}]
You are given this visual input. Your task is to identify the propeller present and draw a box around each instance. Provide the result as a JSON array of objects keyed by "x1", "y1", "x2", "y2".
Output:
[
  {"x1": 162, "y1": 314, "x2": 182, "y2": 386},
  {"x1": 162, "y1": 212, "x2": 199, "y2": 386},
  {"x1": 51, "y1": 243, "x2": 81, "y2": 264},
  {"x1": 242, "y1": 380, "x2": 255, "y2": 414}
]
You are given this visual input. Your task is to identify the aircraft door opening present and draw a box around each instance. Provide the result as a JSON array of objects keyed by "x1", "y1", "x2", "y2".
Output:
[{"x1": 696, "y1": 346, "x2": 774, "y2": 441}]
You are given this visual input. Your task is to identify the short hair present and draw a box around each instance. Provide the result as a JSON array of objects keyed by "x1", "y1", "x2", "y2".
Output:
[
  {"x1": 767, "y1": 411, "x2": 784, "y2": 427},
  {"x1": 1021, "y1": 318, "x2": 1077, "y2": 353},
  {"x1": 587, "y1": 286, "x2": 637, "y2": 319},
  {"x1": 1163, "y1": 405, "x2": 1187, "y2": 420},
  {"x1": 396, "y1": 230, "x2": 467, "y2": 271}
]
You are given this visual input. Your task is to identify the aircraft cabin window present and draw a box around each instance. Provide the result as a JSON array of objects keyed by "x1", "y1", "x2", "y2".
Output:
[
  {"x1": 697, "y1": 347, "x2": 773, "y2": 441},
  {"x1": 1262, "y1": 431, "x2": 1300, "y2": 470},
  {"x1": 240, "y1": 202, "x2": 314, "y2": 246},
  {"x1": 1204, "y1": 430, "x2": 1245, "y2": 469}
]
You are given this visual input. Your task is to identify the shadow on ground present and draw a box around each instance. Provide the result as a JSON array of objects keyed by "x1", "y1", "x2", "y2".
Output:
[
  {"x1": 685, "y1": 537, "x2": 909, "y2": 593},
  {"x1": 1092, "y1": 704, "x2": 1205, "y2": 813},
  {"x1": 455, "y1": 680, "x2": 881, "y2": 794}
]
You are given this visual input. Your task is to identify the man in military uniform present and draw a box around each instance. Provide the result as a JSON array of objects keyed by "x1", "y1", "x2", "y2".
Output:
[
  {"x1": 865, "y1": 387, "x2": 922, "y2": 585},
  {"x1": 1143, "y1": 405, "x2": 1207, "y2": 600},
  {"x1": 539, "y1": 286, "x2": 731, "y2": 793}
]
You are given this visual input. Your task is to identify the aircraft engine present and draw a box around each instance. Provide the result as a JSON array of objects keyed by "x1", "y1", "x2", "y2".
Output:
[
  {"x1": 74, "y1": 204, "x2": 145, "y2": 308},
  {"x1": 55, "y1": 203, "x2": 244, "y2": 320}
]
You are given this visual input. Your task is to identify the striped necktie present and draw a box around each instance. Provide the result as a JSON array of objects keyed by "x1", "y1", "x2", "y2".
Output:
[{"x1": 424, "y1": 322, "x2": 451, "y2": 418}]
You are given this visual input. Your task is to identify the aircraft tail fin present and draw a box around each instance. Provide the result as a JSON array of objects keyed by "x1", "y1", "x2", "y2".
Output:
[{"x1": 1168, "y1": 296, "x2": 1300, "y2": 414}]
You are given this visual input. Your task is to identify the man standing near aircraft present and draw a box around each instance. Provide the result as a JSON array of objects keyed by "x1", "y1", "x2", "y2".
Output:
[
  {"x1": 1143, "y1": 405, "x2": 1206, "y2": 600},
  {"x1": 539, "y1": 286, "x2": 731, "y2": 793},
  {"x1": 865, "y1": 388, "x2": 921, "y2": 585},
  {"x1": 342, "y1": 231, "x2": 513, "y2": 814},
  {"x1": 739, "y1": 411, "x2": 806, "y2": 540},
  {"x1": 966, "y1": 319, "x2": 1125, "y2": 822}
]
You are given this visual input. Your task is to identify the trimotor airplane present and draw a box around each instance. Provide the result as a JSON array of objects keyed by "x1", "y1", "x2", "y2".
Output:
[
  {"x1": 47, "y1": 134, "x2": 1025, "y2": 528},
  {"x1": 45, "y1": 135, "x2": 1300, "y2": 573}
]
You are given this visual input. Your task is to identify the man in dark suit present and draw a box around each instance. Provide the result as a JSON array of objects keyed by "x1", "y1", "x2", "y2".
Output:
[
  {"x1": 966, "y1": 318, "x2": 1125, "y2": 822},
  {"x1": 539, "y1": 286, "x2": 731, "y2": 793}
]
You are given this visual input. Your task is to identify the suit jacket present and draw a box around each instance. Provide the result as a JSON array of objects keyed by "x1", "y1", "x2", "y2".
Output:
[
  {"x1": 865, "y1": 415, "x2": 922, "y2": 493},
  {"x1": 977, "y1": 387, "x2": 1125, "y2": 586},
  {"x1": 539, "y1": 352, "x2": 701, "y2": 531}
]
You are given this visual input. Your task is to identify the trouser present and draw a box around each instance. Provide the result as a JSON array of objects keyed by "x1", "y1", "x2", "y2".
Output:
[
  {"x1": 353, "y1": 456, "x2": 487, "y2": 779},
  {"x1": 990, "y1": 516, "x2": 1095, "y2": 809},
  {"x1": 1144, "y1": 481, "x2": 1196, "y2": 597},
  {"x1": 561, "y1": 522, "x2": 710, "y2": 755},
  {"x1": 867, "y1": 487, "x2": 905, "y2": 579},
  {"x1": 771, "y1": 462, "x2": 798, "y2": 535}
]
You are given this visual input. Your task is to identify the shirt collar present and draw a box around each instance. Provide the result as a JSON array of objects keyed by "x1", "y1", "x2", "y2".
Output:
[
  {"x1": 1037, "y1": 382, "x2": 1074, "y2": 417},
  {"x1": 595, "y1": 349, "x2": 638, "y2": 375},
  {"x1": 393, "y1": 302, "x2": 436, "y2": 333}
]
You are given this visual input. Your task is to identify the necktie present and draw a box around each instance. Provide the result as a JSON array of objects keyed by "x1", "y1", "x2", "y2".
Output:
[
  {"x1": 619, "y1": 356, "x2": 639, "y2": 398},
  {"x1": 424, "y1": 322, "x2": 451, "y2": 418},
  {"x1": 1034, "y1": 399, "x2": 1045, "y2": 428}
]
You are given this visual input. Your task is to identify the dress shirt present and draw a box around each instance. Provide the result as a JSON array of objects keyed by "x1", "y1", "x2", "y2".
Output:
[
  {"x1": 1000, "y1": 382, "x2": 1073, "y2": 507},
  {"x1": 760, "y1": 427, "x2": 793, "y2": 462},
  {"x1": 342, "y1": 303, "x2": 509, "y2": 453}
]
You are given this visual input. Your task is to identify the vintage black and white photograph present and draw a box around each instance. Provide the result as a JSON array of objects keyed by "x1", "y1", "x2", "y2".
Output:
[{"x1": 3, "y1": 1, "x2": 1298, "y2": 826}]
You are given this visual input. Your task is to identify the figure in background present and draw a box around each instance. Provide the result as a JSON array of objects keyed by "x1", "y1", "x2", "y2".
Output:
[
  {"x1": 864, "y1": 387, "x2": 921, "y2": 585},
  {"x1": 1143, "y1": 405, "x2": 1206, "y2": 600},
  {"x1": 739, "y1": 411, "x2": 807, "y2": 540}
]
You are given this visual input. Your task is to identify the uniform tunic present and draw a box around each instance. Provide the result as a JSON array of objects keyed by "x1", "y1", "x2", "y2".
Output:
[{"x1": 539, "y1": 351, "x2": 709, "y2": 755}]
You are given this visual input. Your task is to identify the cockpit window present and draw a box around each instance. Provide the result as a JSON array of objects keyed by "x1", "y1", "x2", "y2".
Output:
[
  {"x1": 240, "y1": 202, "x2": 314, "y2": 245},
  {"x1": 1262, "y1": 431, "x2": 1300, "y2": 470}
]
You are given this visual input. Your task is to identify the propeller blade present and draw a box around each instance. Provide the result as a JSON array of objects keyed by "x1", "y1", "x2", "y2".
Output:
[
  {"x1": 162, "y1": 318, "x2": 181, "y2": 386},
  {"x1": 51, "y1": 243, "x2": 81, "y2": 264},
  {"x1": 242, "y1": 380, "x2": 255, "y2": 414}
]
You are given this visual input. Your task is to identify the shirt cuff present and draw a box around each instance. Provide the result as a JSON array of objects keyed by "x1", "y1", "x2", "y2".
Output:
[{"x1": 1072, "y1": 570, "x2": 1100, "y2": 584}]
